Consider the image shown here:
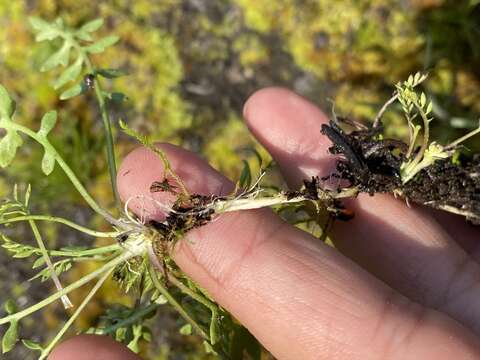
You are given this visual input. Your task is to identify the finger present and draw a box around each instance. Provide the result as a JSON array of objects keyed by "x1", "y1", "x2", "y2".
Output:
[
  {"x1": 243, "y1": 87, "x2": 480, "y2": 334},
  {"x1": 430, "y1": 210, "x2": 480, "y2": 259},
  {"x1": 49, "y1": 335, "x2": 139, "y2": 360},
  {"x1": 118, "y1": 144, "x2": 480, "y2": 359}
]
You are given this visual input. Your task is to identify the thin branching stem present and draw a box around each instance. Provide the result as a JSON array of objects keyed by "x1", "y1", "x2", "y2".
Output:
[
  {"x1": 444, "y1": 121, "x2": 480, "y2": 150},
  {"x1": 29, "y1": 219, "x2": 73, "y2": 309},
  {"x1": 48, "y1": 244, "x2": 121, "y2": 257},
  {"x1": 373, "y1": 92, "x2": 398, "y2": 128},
  {"x1": 1, "y1": 215, "x2": 119, "y2": 238},
  {"x1": 39, "y1": 268, "x2": 113, "y2": 360},
  {"x1": 85, "y1": 56, "x2": 120, "y2": 208},
  {"x1": 147, "y1": 265, "x2": 209, "y2": 341},
  {"x1": 64, "y1": 38, "x2": 120, "y2": 209},
  {"x1": 0, "y1": 250, "x2": 137, "y2": 326},
  {"x1": 0, "y1": 120, "x2": 126, "y2": 228}
]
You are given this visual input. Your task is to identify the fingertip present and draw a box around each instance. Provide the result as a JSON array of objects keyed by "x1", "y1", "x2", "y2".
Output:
[{"x1": 49, "y1": 335, "x2": 139, "y2": 360}]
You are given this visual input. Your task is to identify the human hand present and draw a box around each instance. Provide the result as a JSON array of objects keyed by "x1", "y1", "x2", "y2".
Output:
[{"x1": 50, "y1": 88, "x2": 480, "y2": 359}]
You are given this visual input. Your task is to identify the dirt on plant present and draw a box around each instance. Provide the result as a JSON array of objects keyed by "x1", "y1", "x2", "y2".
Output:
[{"x1": 320, "y1": 120, "x2": 480, "y2": 225}]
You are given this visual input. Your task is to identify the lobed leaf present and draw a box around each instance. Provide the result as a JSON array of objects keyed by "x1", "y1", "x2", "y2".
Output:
[
  {"x1": 28, "y1": 17, "x2": 51, "y2": 32},
  {"x1": 2, "y1": 320, "x2": 18, "y2": 353},
  {"x1": 96, "y1": 68, "x2": 128, "y2": 79},
  {"x1": 0, "y1": 130, "x2": 23, "y2": 168},
  {"x1": 107, "y1": 92, "x2": 128, "y2": 103},
  {"x1": 4, "y1": 300, "x2": 17, "y2": 315},
  {"x1": 84, "y1": 35, "x2": 119, "y2": 54},
  {"x1": 41, "y1": 151, "x2": 56, "y2": 176},
  {"x1": 22, "y1": 339, "x2": 44, "y2": 352},
  {"x1": 179, "y1": 324, "x2": 192, "y2": 335},
  {"x1": 79, "y1": 18, "x2": 104, "y2": 33},
  {"x1": 29, "y1": 259, "x2": 72, "y2": 282},
  {"x1": 60, "y1": 83, "x2": 84, "y2": 100},
  {"x1": 40, "y1": 43, "x2": 72, "y2": 72},
  {"x1": 53, "y1": 58, "x2": 83, "y2": 89},
  {"x1": 32, "y1": 257, "x2": 46, "y2": 269},
  {"x1": 0, "y1": 84, "x2": 15, "y2": 118},
  {"x1": 38, "y1": 111, "x2": 57, "y2": 137}
]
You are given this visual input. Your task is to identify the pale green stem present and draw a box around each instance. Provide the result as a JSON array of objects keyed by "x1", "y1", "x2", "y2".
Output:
[
  {"x1": 213, "y1": 187, "x2": 358, "y2": 214},
  {"x1": 85, "y1": 56, "x2": 120, "y2": 209},
  {"x1": 64, "y1": 36, "x2": 120, "y2": 209},
  {"x1": 444, "y1": 122, "x2": 480, "y2": 150},
  {"x1": 147, "y1": 265, "x2": 209, "y2": 341},
  {"x1": 29, "y1": 219, "x2": 73, "y2": 309},
  {"x1": 167, "y1": 275, "x2": 219, "y2": 344},
  {"x1": 403, "y1": 101, "x2": 431, "y2": 175},
  {"x1": 0, "y1": 250, "x2": 136, "y2": 326},
  {"x1": 406, "y1": 124, "x2": 421, "y2": 159},
  {"x1": 1, "y1": 215, "x2": 119, "y2": 238},
  {"x1": 373, "y1": 92, "x2": 399, "y2": 128},
  {"x1": 0, "y1": 120, "x2": 124, "y2": 228},
  {"x1": 48, "y1": 244, "x2": 121, "y2": 258},
  {"x1": 39, "y1": 268, "x2": 113, "y2": 360}
]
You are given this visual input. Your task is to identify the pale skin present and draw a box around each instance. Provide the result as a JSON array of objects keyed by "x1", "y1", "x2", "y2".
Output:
[{"x1": 50, "y1": 88, "x2": 480, "y2": 359}]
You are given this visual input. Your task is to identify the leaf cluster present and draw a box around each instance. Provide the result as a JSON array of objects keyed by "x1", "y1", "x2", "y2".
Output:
[{"x1": 29, "y1": 17, "x2": 122, "y2": 100}]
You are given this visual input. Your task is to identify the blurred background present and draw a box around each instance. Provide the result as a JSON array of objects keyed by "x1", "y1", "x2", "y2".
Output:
[{"x1": 0, "y1": 0, "x2": 479, "y2": 359}]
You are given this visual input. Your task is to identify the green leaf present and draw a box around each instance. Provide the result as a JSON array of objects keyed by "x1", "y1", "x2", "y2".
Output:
[
  {"x1": 96, "y1": 68, "x2": 128, "y2": 79},
  {"x1": 239, "y1": 160, "x2": 252, "y2": 189},
  {"x1": 41, "y1": 151, "x2": 56, "y2": 176},
  {"x1": 28, "y1": 17, "x2": 50, "y2": 31},
  {"x1": 38, "y1": 110, "x2": 57, "y2": 137},
  {"x1": 2, "y1": 320, "x2": 18, "y2": 353},
  {"x1": 179, "y1": 324, "x2": 192, "y2": 335},
  {"x1": 32, "y1": 257, "x2": 46, "y2": 269},
  {"x1": 21, "y1": 339, "x2": 44, "y2": 352},
  {"x1": 0, "y1": 130, "x2": 23, "y2": 168},
  {"x1": 79, "y1": 18, "x2": 104, "y2": 33},
  {"x1": 40, "y1": 43, "x2": 72, "y2": 72},
  {"x1": 84, "y1": 35, "x2": 119, "y2": 54},
  {"x1": 60, "y1": 83, "x2": 84, "y2": 100},
  {"x1": 75, "y1": 31, "x2": 93, "y2": 42},
  {"x1": 4, "y1": 300, "x2": 17, "y2": 314},
  {"x1": 0, "y1": 84, "x2": 15, "y2": 118},
  {"x1": 107, "y1": 92, "x2": 128, "y2": 103},
  {"x1": 426, "y1": 101, "x2": 433, "y2": 115},
  {"x1": 54, "y1": 58, "x2": 83, "y2": 89}
]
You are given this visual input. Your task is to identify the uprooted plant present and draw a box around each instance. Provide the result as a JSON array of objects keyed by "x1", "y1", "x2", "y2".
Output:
[{"x1": 0, "y1": 16, "x2": 479, "y2": 360}]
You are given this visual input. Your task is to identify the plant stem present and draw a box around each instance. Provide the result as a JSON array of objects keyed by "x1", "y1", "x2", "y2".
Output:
[
  {"x1": 29, "y1": 219, "x2": 73, "y2": 309},
  {"x1": 0, "y1": 120, "x2": 124, "y2": 228},
  {"x1": 167, "y1": 275, "x2": 219, "y2": 344},
  {"x1": 48, "y1": 244, "x2": 121, "y2": 257},
  {"x1": 444, "y1": 121, "x2": 480, "y2": 150},
  {"x1": 147, "y1": 265, "x2": 209, "y2": 341},
  {"x1": 39, "y1": 268, "x2": 113, "y2": 360},
  {"x1": 213, "y1": 187, "x2": 358, "y2": 214},
  {"x1": 0, "y1": 250, "x2": 136, "y2": 326},
  {"x1": 1, "y1": 215, "x2": 119, "y2": 238},
  {"x1": 85, "y1": 56, "x2": 120, "y2": 209},
  {"x1": 373, "y1": 92, "x2": 399, "y2": 128},
  {"x1": 64, "y1": 36, "x2": 120, "y2": 210}
]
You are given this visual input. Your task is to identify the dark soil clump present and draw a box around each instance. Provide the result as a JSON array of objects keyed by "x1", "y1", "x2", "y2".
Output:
[
  {"x1": 403, "y1": 155, "x2": 480, "y2": 224},
  {"x1": 320, "y1": 120, "x2": 480, "y2": 224}
]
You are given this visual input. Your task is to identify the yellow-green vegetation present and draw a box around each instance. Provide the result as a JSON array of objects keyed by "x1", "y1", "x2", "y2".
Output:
[{"x1": 0, "y1": 1, "x2": 479, "y2": 359}]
